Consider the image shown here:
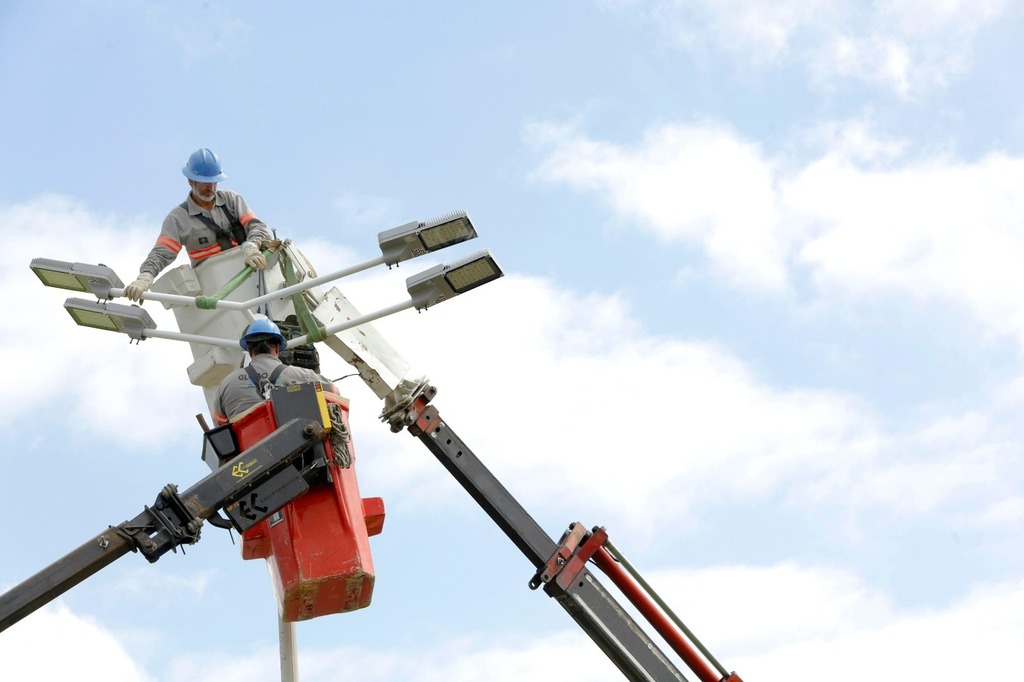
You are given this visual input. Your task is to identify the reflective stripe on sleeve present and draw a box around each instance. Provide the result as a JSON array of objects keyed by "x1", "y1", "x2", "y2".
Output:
[
  {"x1": 157, "y1": 235, "x2": 182, "y2": 253},
  {"x1": 188, "y1": 243, "x2": 224, "y2": 262},
  {"x1": 239, "y1": 210, "x2": 257, "y2": 227}
]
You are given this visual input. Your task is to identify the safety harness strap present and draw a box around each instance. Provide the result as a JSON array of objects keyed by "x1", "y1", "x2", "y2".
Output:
[
  {"x1": 244, "y1": 363, "x2": 287, "y2": 400},
  {"x1": 181, "y1": 200, "x2": 248, "y2": 253}
]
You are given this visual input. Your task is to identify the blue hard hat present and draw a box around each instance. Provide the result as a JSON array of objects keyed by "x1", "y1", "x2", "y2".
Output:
[
  {"x1": 240, "y1": 319, "x2": 287, "y2": 350},
  {"x1": 182, "y1": 148, "x2": 227, "y2": 182}
]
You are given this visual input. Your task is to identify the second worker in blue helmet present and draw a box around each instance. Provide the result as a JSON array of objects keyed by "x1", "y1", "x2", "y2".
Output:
[
  {"x1": 211, "y1": 318, "x2": 337, "y2": 425},
  {"x1": 124, "y1": 148, "x2": 272, "y2": 301}
]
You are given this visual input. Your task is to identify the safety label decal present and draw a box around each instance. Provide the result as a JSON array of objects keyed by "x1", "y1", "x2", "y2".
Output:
[{"x1": 231, "y1": 458, "x2": 258, "y2": 479}]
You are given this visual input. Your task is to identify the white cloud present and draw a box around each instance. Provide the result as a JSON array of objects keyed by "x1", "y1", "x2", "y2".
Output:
[
  {"x1": 652, "y1": 563, "x2": 895, "y2": 654},
  {"x1": 968, "y1": 495, "x2": 1024, "y2": 527},
  {"x1": 0, "y1": 604, "x2": 157, "y2": 682},
  {"x1": 8, "y1": 561, "x2": 1015, "y2": 679},
  {"x1": 731, "y1": 572, "x2": 1024, "y2": 680},
  {"x1": 167, "y1": 632, "x2": 619, "y2": 682},
  {"x1": 7, "y1": 563, "x2": 1020, "y2": 682},
  {"x1": 653, "y1": 0, "x2": 835, "y2": 63},
  {"x1": 162, "y1": 563, "x2": 1024, "y2": 681},
  {"x1": 802, "y1": 119, "x2": 908, "y2": 165},
  {"x1": 785, "y1": 151, "x2": 1024, "y2": 339},
  {"x1": 648, "y1": 564, "x2": 1024, "y2": 680},
  {"x1": 531, "y1": 119, "x2": 1024, "y2": 350},
  {"x1": 167, "y1": 649, "x2": 283, "y2": 682},
  {"x1": 528, "y1": 121, "x2": 786, "y2": 290},
  {"x1": 619, "y1": 0, "x2": 1010, "y2": 95},
  {"x1": 843, "y1": 410, "x2": 1018, "y2": 516}
]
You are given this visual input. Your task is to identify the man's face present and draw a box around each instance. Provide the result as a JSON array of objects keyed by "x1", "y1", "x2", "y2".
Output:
[{"x1": 189, "y1": 180, "x2": 217, "y2": 203}]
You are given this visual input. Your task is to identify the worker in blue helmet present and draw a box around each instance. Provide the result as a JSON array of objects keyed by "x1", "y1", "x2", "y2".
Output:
[
  {"x1": 124, "y1": 148, "x2": 273, "y2": 301},
  {"x1": 212, "y1": 319, "x2": 337, "y2": 425}
]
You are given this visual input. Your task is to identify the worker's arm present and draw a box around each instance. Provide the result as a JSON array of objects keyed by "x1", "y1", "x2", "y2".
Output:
[
  {"x1": 223, "y1": 192, "x2": 270, "y2": 244},
  {"x1": 126, "y1": 215, "x2": 182, "y2": 300},
  {"x1": 211, "y1": 383, "x2": 231, "y2": 426},
  {"x1": 225, "y1": 191, "x2": 271, "y2": 269}
]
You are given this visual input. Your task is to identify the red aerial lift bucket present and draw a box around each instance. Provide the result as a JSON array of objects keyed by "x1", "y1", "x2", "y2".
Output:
[{"x1": 230, "y1": 393, "x2": 384, "y2": 621}]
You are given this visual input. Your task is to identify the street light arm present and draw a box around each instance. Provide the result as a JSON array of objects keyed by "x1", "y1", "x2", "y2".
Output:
[{"x1": 286, "y1": 299, "x2": 416, "y2": 348}]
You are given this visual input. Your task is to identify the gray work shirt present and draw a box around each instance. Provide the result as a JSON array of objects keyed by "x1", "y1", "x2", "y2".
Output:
[
  {"x1": 212, "y1": 353, "x2": 332, "y2": 424},
  {"x1": 140, "y1": 190, "x2": 273, "y2": 278}
]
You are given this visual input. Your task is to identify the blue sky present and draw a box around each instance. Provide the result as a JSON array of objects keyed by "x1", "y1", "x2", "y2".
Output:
[{"x1": 2, "y1": 1, "x2": 1024, "y2": 680}]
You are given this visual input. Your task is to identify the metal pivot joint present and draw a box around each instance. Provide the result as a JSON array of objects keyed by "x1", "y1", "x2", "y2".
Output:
[
  {"x1": 116, "y1": 483, "x2": 203, "y2": 563},
  {"x1": 0, "y1": 416, "x2": 326, "y2": 633},
  {"x1": 529, "y1": 522, "x2": 608, "y2": 592}
]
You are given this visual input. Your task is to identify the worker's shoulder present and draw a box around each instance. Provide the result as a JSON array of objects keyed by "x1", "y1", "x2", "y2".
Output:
[
  {"x1": 217, "y1": 367, "x2": 250, "y2": 389},
  {"x1": 163, "y1": 200, "x2": 189, "y2": 222},
  {"x1": 163, "y1": 196, "x2": 206, "y2": 228},
  {"x1": 217, "y1": 189, "x2": 248, "y2": 205},
  {"x1": 280, "y1": 365, "x2": 322, "y2": 383}
]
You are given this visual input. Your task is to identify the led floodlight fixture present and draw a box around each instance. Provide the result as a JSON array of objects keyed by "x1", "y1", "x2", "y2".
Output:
[
  {"x1": 63, "y1": 298, "x2": 156, "y2": 340},
  {"x1": 406, "y1": 249, "x2": 503, "y2": 310},
  {"x1": 30, "y1": 259, "x2": 125, "y2": 299},
  {"x1": 378, "y1": 210, "x2": 477, "y2": 266}
]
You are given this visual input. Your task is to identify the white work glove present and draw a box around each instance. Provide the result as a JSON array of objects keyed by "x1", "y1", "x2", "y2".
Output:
[
  {"x1": 124, "y1": 272, "x2": 154, "y2": 302},
  {"x1": 240, "y1": 241, "x2": 267, "y2": 270}
]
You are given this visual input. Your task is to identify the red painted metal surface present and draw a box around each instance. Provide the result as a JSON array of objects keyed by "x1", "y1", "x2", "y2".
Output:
[
  {"x1": 233, "y1": 395, "x2": 383, "y2": 622},
  {"x1": 592, "y1": 546, "x2": 731, "y2": 682}
]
